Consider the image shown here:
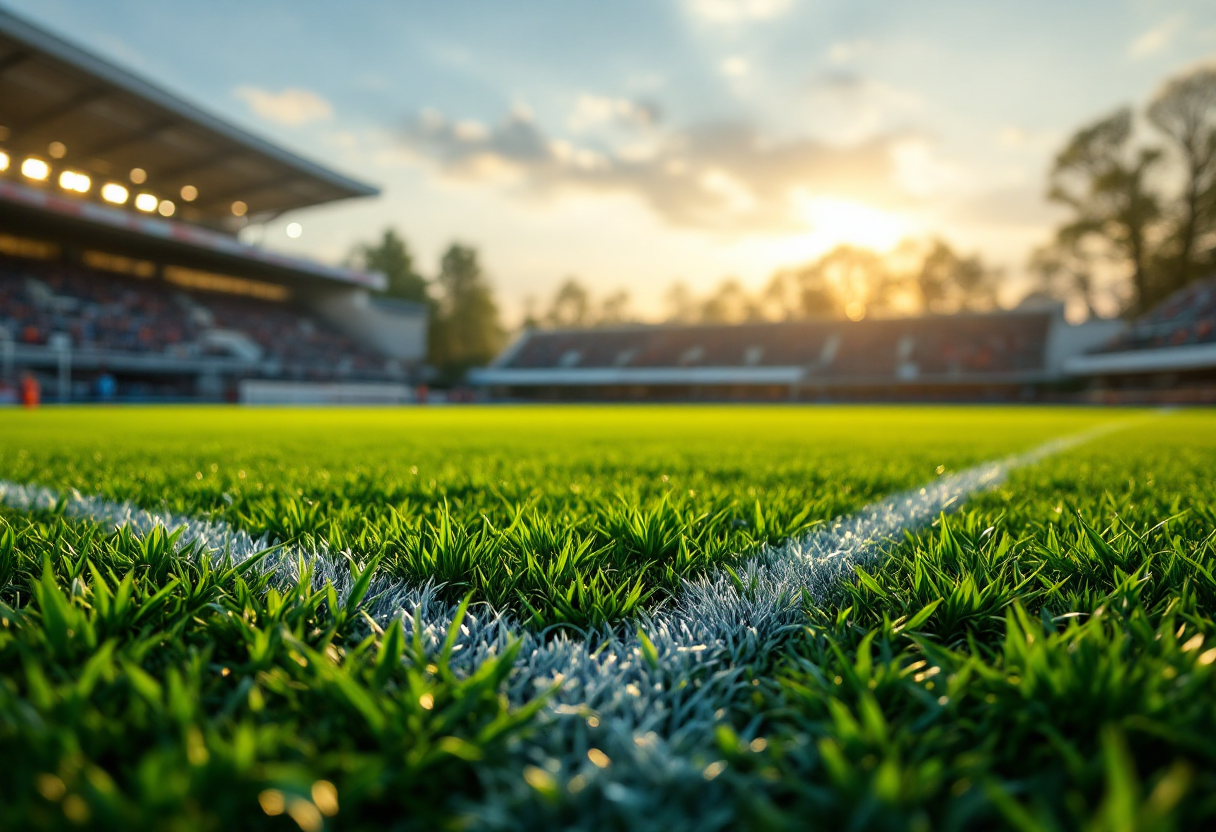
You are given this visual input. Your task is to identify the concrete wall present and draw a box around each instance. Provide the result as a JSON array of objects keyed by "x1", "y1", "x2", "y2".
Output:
[
  {"x1": 239, "y1": 379, "x2": 414, "y2": 405},
  {"x1": 307, "y1": 288, "x2": 428, "y2": 363},
  {"x1": 1044, "y1": 313, "x2": 1126, "y2": 375}
]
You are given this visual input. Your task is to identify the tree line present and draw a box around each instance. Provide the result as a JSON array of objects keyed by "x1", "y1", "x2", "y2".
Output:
[
  {"x1": 529, "y1": 237, "x2": 1001, "y2": 330},
  {"x1": 349, "y1": 231, "x2": 504, "y2": 383},
  {"x1": 1034, "y1": 63, "x2": 1216, "y2": 316}
]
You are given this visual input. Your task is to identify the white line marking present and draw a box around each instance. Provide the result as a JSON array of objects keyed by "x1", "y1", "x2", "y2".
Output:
[{"x1": 0, "y1": 420, "x2": 1132, "y2": 826}]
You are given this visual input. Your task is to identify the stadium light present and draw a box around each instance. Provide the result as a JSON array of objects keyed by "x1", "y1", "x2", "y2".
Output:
[
  {"x1": 180, "y1": 185, "x2": 198, "y2": 202},
  {"x1": 58, "y1": 170, "x2": 91, "y2": 194},
  {"x1": 231, "y1": 200, "x2": 248, "y2": 217},
  {"x1": 286, "y1": 222, "x2": 302, "y2": 238},
  {"x1": 134, "y1": 193, "x2": 158, "y2": 212},
  {"x1": 0, "y1": 150, "x2": 8, "y2": 172},
  {"x1": 47, "y1": 141, "x2": 66, "y2": 159},
  {"x1": 21, "y1": 157, "x2": 49, "y2": 181},
  {"x1": 130, "y1": 167, "x2": 147, "y2": 184},
  {"x1": 158, "y1": 199, "x2": 175, "y2": 217},
  {"x1": 101, "y1": 183, "x2": 129, "y2": 204}
]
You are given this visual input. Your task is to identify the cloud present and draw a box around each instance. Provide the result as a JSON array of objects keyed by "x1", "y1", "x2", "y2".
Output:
[
  {"x1": 234, "y1": 86, "x2": 333, "y2": 126},
  {"x1": 891, "y1": 138, "x2": 965, "y2": 198},
  {"x1": 827, "y1": 39, "x2": 874, "y2": 64},
  {"x1": 399, "y1": 106, "x2": 901, "y2": 233},
  {"x1": 802, "y1": 72, "x2": 921, "y2": 141},
  {"x1": 996, "y1": 126, "x2": 1060, "y2": 151},
  {"x1": 1129, "y1": 15, "x2": 1183, "y2": 59},
  {"x1": 568, "y1": 95, "x2": 661, "y2": 132},
  {"x1": 952, "y1": 185, "x2": 1061, "y2": 229},
  {"x1": 720, "y1": 56, "x2": 750, "y2": 77},
  {"x1": 685, "y1": 0, "x2": 793, "y2": 24}
]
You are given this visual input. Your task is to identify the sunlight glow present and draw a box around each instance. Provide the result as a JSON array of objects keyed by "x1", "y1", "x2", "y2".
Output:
[{"x1": 797, "y1": 197, "x2": 907, "y2": 253}]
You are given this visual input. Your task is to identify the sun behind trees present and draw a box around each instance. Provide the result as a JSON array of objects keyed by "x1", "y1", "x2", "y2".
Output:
[
  {"x1": 1034, "y1": 62, "x2": 1216, "y2": 316},
  {"x1": 530, "y1": 238, "x2": 1001, "y2": 330}
]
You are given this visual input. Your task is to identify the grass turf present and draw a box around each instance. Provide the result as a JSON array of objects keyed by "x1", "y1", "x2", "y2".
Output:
[
  {"x1": 0, "y1": 405, "x2": 1115, "y2": 627},
  {"x1": 4, "y1": 404, "x2": 1213, "y2": 830},
  {"x1": 717, "y1": 410, "x2": 1216, "y2": 831}
]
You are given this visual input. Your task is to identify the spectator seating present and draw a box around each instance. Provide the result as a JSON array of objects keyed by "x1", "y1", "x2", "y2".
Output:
[
  {"x1": 0, "y1": 256, "x2": 386, "y2": 377},
  {"x1": 1097, "y1": 279, "x2": 1216, "y2": 352},
  {"x1": 500, "y1": 311, "x2": 1052, "y2": 380}
]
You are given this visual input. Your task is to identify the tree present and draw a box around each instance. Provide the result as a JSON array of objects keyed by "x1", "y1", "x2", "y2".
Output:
[
  {"x1": 1148, "y1": 65, "x2": 1216, "y2": 293},
  {"x1": 350, "y1": 229, "x2": 429, "y2": 303},
  {"x1": 770, "y1": 245, "x2": 891, "y2": 320},
  {"x1": 663, "y1": 282, "x2": 699, "y2": 323},
  {"x1": 1030, "y1": 236, "x2": 1102, "y2": 318},
  {"x1": 914, "y1": 239, "x2": 999, "y2": 314},
  {"x1": 699, "y1": 278, "x2": 760, "y2": 323},
  {"x1": 428, "y1": 244, "x2": 505, "y2": 381},
  {"x1": 597, "y1": 289, "x2": 632, "y2": 326},
  {"x1": 1046, "y1": 109, "x2": 1162, "y2": 314},
  {"x1": 545, "y1": 278, "x2": 592, "y2": 328}
]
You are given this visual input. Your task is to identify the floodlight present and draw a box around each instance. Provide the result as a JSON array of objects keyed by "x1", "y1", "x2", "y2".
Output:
[
  {"x1": 180, "y1": 185, "x2": 198, "y2": 202},
  {"x1": 0, "y1": 150, "x2": 9, "y2": 172},
  {"x1": 58, "y1": 170, "x2": 91, "y2": 193},
  {"x1": 47, "y1": 141, "x2": 66, "y2": 159},
  {"x1": 130, "y1": 167, "x2": 147, "y2": 184},
  {"x1": 231, "y1": 200, "x2": 248, "y2": 217},
  {"x1": 286, "y1": 222, "x2": 302, "y2": 238},
  {"x1": 101, "y1": 183, "x2": 129, "y2": 204},
  {"x1": 21, "y1": 157, "x2": 50, "y2": 181},
  {"x1": 134, "y1": 192, "x2": 158, "y2": 212},
  {"x1": 158, "y1": 199, "x2": 175, "y2": 217}
]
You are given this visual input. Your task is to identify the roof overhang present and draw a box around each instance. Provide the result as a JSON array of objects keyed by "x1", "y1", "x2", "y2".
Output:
[
  {"x1": 470, "y1": 366, "x2": 1048, "y2": 387},
  {"x1": 0, "y1": 177, "x2": 385, "y2": 290},
  {"x1": 0, "y1": 7, "x2": 378, "y2": 226},
  {"x1": 1065, "y1": 343, "x2": 1216, "y2": 376}
]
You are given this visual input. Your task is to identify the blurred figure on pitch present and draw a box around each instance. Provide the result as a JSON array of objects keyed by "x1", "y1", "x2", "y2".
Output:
[
  {"x1": 20, "y1": 373, "x2": 41, "y2": 409},
  {"x1": 96, "y1": 371, "x2": 118, "y2": 402}
]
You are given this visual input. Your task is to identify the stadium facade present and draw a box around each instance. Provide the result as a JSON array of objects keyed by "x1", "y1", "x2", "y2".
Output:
[
  {"x1": 0, "y1": 7, "x2": 425, "y2": 403},
  {"x1": 474, "y1": 284, "x2": 1216, "y2": 403}
]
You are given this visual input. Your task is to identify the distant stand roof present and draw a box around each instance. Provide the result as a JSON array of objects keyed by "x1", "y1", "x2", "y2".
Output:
[{"x1": 0, "y1": 6, "x2": 378, "y2": 230}]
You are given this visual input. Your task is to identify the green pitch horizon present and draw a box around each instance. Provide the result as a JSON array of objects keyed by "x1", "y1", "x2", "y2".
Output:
[
  {"x1": 4, "y1": 404, "x2": 1216, "y2": 830},
  {"x1": 0, "y1": 405, "x2": 1122, "y2": 626}
]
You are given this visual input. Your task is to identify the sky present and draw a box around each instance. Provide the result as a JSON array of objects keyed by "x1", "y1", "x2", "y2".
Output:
[{"x1": 7, "y1": 0, "x2": 1216, "y2": 322}]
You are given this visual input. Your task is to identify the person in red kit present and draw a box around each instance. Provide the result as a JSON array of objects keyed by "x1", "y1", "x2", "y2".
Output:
[{"x1": 20, "y1": 373, "x2": 41, "y2": 409}]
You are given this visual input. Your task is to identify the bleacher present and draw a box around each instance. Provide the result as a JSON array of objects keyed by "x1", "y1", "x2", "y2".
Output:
[
  {"x1": 0, "y1": 255, "x2": 389, "y2": 381},
  {"x1": 1060, "y1": 278, "x2": 1216, "y2": 402},
  {"x1": 1095, "y1": 279, "x2": 1216, "y2": 353},
  {"x1": 475, "y1": 308, "x2": 1059, "y2": 400}
]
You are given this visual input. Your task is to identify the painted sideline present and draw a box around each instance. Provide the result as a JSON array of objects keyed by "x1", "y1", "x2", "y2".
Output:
[{"x1": 0, "y1": 419, "x2": 1135, "y2": 828}]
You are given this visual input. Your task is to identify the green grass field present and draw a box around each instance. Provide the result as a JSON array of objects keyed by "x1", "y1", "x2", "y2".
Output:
[{"x1": 1, "y1": 405, "x2": 1213, "y2": 830}]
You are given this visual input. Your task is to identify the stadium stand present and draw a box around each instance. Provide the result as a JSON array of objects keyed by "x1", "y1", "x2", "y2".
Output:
[
  {"x1": 1096, "y1": 279, "x2": 1216, "y2": 352},
  {"x1": 0, "y1": 255, "x2": 386, "y2": 373},
  {"x1": 472, "y1": 306, "x2": 1091, "y2": 402},
  {"x1": 1064, "y1": 278, "x2": 1216, "y2": 403},
  {"x1": 0, "y1": 8, "x2": 426, "y2": 402}
]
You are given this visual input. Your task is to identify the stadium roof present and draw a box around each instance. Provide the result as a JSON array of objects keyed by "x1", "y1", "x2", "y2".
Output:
[
  {"x1": 0, "y1": 177, "x2": 387, "y2": 290},
  {"x1": 0, "y1": 7, "x2": 378, "y2": 228},
  {"x1": 1064, "y1": 342, "x2": 1216, "y2": 376}
]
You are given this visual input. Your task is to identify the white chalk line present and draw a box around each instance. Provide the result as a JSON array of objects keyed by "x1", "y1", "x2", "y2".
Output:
[{"x1": 0, "y1": 418, "x2": 1134, "y2": 830}]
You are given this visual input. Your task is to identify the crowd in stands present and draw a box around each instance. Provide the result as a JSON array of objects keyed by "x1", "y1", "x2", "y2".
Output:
[
  {"x1": 503, "y1": 312, "x2": 1051, "y2": 379},
  {"x1": 1098, "y1": 279, "x2": 1216, "y2": 352},
  {"x1": 0, "y1": 261, "x2": 189, "y2": 353},
  {"x1": 0, "y1": 257, "x2": 387, "y2": 376}
]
